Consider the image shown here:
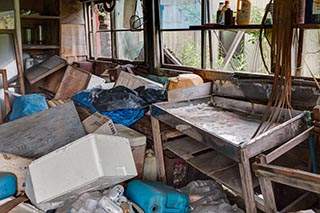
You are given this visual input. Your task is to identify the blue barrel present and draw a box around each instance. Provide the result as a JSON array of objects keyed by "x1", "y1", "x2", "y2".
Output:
[
  {"x1": 0, "y1": 173, "x2": 17, "y2": 200},
  {"x1": 125, "y1": 180, "x2": 190, "y2": 213}
]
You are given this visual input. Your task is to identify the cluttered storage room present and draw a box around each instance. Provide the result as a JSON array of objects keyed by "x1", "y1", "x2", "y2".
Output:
[{"x1": 1, "y1": 0, "x2": 320, "y2": 212}]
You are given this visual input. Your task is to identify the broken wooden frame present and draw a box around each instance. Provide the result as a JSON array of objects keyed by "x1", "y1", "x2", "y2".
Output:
[
  {"x1": 0, "y1": 30, "x2": 25, "y2": 95},
  {"x1": 0, "y1": 69, "x2": 11, "y2": 123},
  {"x1": 252, "y1": 126, "x2": 319, "y2": 212},
  {"x1": 151, "y1": 96, "x2": 307, "y2": 213}
]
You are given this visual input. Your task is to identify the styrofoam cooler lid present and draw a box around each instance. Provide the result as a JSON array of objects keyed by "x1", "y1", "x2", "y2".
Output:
[{"x1": 114, "y1": 124, "x2": 146, "y2": 147}]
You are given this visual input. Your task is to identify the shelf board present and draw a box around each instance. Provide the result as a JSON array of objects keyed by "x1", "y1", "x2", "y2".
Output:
[
  {"x1": 190, "y1": 23, "x2": 320, "y2": 31},
  {"x1": 21, "y1": 15, "x2": 60, "y2": 20},
  {"x1": 297, "y1": 24, "x2": 320, "y2": 29},
  {"x1": 190, "y1": 24, "x2": 272, "y2": 31},
  {"x1": 23, "y1": 44, "x2": 60, "y2": 50},
  {"x1": 165, "y1": 136, "x2": 259, "y2": 196}
]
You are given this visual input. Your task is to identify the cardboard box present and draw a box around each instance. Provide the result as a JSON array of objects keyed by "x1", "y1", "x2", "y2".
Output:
[
  {"x1": 26, "y1": 134, "x2": 137, "y2": 211},
  {"x1": 82, "y1": 112, "x2": 117, "y2": 135}
]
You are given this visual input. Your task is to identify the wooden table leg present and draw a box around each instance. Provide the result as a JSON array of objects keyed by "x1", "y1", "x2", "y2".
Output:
[
  {"x1": 151, "y1": 116, "x2": 167, "y2": 183},
  {"x1": 256, "y1": 155, "x2": 277, "y2": 212},
  {"x1": 239, "y1": 149, "x2": 257, "y2": 213},
  {"x1": 0, "y1": 70, "x2": 11, "y2": 116}
]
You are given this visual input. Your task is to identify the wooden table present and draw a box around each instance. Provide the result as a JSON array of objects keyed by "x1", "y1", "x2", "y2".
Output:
[{"x1": 151, "y1": 96, "x2": 307, "y2": 213}]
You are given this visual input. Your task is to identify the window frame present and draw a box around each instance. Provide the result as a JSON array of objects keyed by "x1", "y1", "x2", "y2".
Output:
[
  {"x1": 156, "y1": 0, "x2": 274, "y2": 74},
  {"x1": 85, "y1": 0, "x2": 147, "y2": 65},
  {"x1": 157, "y1": 0, "x2": 206, "y2": 71}
]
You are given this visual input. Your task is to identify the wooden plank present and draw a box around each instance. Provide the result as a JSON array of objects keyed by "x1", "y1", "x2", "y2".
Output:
[
  {"x1": 151, "y1": 116, "x2": 167, "y2": 183},
  {"x1": 209, "y1": 164, "x2": 242, "y2": 195},
  {"x1": 253, "y1": 163, "x2": 320, "y2": 184},
  {"x1": 265, "y1": 127, "x2": 312, "y2": 164},
  {"x1": 244, "y1": 113, "x2": 306, "y2": 158},
  {"x1": 0, "y1": 153, "x2": 32, "y2": 195},
  {"x1": 25, "y1": 68, "x2": 65, "y2": 94},
  {"x1": 24, "y1": 55, "x2": 67, "y2": 85},
  {"x1": 0, "y1": 102, "x2": 86, "y2": 158},
  {"x1": 167, "y1": 82, "x2": 212, "y2": 102},
  {"x1": 54, "y1": 65, "x2": 91, "y2": 100},
  {"x1": 161, "y1": 130, "x2": 184, "y2": 141},
  {"x1": 296, "y1": 29, "x2": 304, "y2": 77},
  {"x1": 0, "y1": 70, "x2": 11, "y2": 115},
  {"x1": 12, "y1": 30, "x2": 25, "y2": 95},
  {"x1": 164, "y1": 137, "x2": 210, "y2": 160},
  {"x1": 239, "y1": 149, "x2": 257, "y2": 213},
  {"x1": 256, "y1": 156, "x2": 277, "y2": 212},
  {"x1": 188, "y1": 150, "x2": 236, "y2": 174},
  {"x1": 258, "y1": 177, "x2": 277, "y2": 213},
  {"x1": 255, "y1": 169, "x2": 320, "y2": 194},
  {"x1": 115, "y1": 71, "x2": 163, "y2": 89}
]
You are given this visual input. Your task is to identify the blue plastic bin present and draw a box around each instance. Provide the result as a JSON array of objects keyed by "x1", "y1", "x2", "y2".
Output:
[
  {"x1": 125, "y1": 180, "x2": 190, "y2": 213},
  {"x1": 0, "y1": 173, "x2": 17, "y2": 200}
]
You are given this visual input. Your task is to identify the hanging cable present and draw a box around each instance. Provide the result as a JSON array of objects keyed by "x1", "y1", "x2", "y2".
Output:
[{"x1": 130, "y1": 0, "x2": 144, "y2": 31}]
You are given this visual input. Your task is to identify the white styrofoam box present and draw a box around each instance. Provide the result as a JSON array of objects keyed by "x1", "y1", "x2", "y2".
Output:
[
  {"x1": 26, "y1": 134, "x2": 137, "y2": 209},
  {"x1": 114, "y1": 124, "x2": 146, "y2": 147},
  {"x1": 0, "y1": 197, "x2": 43, "y2": 213}
]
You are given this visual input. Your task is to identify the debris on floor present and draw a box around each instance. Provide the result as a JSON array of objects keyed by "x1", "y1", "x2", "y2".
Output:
[
  {"x1": 180, "y1": 180, "x2": 244, "y2": 213},
  {"x1": 25, "y1": 134, "x2": 137, "y2": 211},
  {"x1": 56, "y1": 185, "x2": 129, "y2": 213}
]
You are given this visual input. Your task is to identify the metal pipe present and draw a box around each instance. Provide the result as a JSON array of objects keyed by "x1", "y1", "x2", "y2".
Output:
[{"x1": 308, "y1": 135, "x2": 318, "y2": 174}]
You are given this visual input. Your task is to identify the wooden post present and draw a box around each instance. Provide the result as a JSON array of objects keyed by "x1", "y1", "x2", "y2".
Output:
[
  {"x1": 12, "y1": 31, "x2": 25, "y2": 95},
  {"x1": 151, "y1": 116, "x2": 167, "y2": 183},
  {"x1": 256, "y1": 155, "x2": 277, "y2": 213},
  {"x1": 0, "y1": 70, "x2": 11, "y2": 115},
  {"x1": 239, "y1": 149, "x2": 257, "y2": 213},
  {"x1": 296, "y1": 29, "x2": 304, "y2": 77}
]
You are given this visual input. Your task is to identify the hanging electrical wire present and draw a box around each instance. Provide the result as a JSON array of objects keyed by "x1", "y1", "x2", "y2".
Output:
[
  {"x1": 130, "y1": 0, "x2": 144, "y2": 31},
  {"x1": 253, "y1": 0, "x2": 298, "y2": 138}
]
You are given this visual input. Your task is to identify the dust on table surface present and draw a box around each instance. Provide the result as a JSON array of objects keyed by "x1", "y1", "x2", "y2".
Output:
[{"x1": 167, "y1": 103, "x2": 261, "y2": 144}]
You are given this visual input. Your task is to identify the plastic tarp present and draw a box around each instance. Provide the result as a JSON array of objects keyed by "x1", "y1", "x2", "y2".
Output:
[
  {"x1": 9, "y1": 94, "x2": 48, "y2": 121},
  {"x1": 72, "y1": 85, "x2": 167, "y2": 126}
]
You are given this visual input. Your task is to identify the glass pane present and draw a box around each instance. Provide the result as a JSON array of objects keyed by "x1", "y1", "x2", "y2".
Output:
[
  {"x1": 301, "y1": 29, "x2": 320, "y2": 77},
  {"x1": 162, "y1": 31, "x2": 201, "y2": 68},
  {"x1": 114, "y1": 0, "x2": 144, "y2": 30},
  {"x1": 207, "y1": 0, "x2": 270, "y2": 24},
  {"x1": 205, "y1": 30, "x2": 270, "y2": 73},
  {"x1": 96, "y1": 32, "x2": 112, "y2": 58},
  {"x1": 89, "y1": 3, "x2": 111, "y2": 31},
  {"x1": 160, "y1": 0, "x2": 201, "y2": 29},
  {"x1": 115, "y1": 31, "x2": 144, "y2": 61}
]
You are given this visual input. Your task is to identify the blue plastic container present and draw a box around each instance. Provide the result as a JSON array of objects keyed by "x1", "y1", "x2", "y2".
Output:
[
  {"x1": 125, "y1": 180, "x2": 190, "y2": 213},
  {"x1": 0, "y1": 173, "x2": 17, "y2": 200}
]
